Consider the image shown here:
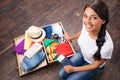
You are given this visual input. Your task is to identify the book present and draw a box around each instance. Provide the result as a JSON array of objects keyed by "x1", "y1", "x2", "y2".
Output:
[{"x1": 57, "y1": 54, "x2": 73, "y2": 66}]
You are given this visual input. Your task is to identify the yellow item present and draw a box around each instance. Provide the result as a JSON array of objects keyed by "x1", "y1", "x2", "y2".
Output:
[
  {"x1": 46, "y1": 46, "x2": 54, "y2": 55},
  {"x1": 51, "y1": 42, "x2": 59, "y2": 47},
  {"x1": 48, "y1": 53, "x2": 56, "y2": 61},
  {"x1": 24, "y1": 31, "x2": 32, "y2": 50},
  {"x1": 48, "y1": 54, "x2": 53, "y2": 61}
]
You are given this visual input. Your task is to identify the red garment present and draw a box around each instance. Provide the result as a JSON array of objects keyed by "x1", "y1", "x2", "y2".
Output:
[{"x1": 56, "y1": 42, "x2": 73, "y2": 56}]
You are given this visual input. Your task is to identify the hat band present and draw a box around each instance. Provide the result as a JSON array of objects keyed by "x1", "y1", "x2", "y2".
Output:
[{"x1": 31, "y1": 32, "x2": 43, "y2": 39}]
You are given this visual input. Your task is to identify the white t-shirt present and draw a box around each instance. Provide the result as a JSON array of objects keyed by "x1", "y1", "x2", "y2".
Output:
[{"x1": 78, "y1": 24, "x2": 114, "y2": 67}]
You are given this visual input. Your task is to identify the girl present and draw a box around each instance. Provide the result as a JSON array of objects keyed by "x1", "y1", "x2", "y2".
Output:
[{"x1": 59, "y1": 0, "x2": 114, "y2": 80}]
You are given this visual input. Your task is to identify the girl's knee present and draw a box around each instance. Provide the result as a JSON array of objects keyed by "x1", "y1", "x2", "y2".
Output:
[
  {"x1": 59, "y1": 69, "x2": 64, "y2": 78},
  {"x1": 59, "y1": 68, "x2": 68, "y2": 79}
]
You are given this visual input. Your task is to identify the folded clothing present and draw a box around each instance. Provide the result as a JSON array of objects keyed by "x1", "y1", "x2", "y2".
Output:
[
  {"x1": 14, "y1": 39, "x2": 25, "y2": 55},
  {"x1": 24, "y1": 30, "x2": 32, "y2": 50},
  {"x1": 43, "y1": 26, "x2": 52, "y2": 38},
  {"x1": 56, "y1": 42, "x2": 73, "y2": 56},
  {"x1": 43, "y1": 39, "x2": 58, "y2": 47},
  {"x1": 21, "y1": 52, "x2": 46, "y2": 72},
  {"x1": 52, "y1": 23, "x2": 63, "y2": 38}
]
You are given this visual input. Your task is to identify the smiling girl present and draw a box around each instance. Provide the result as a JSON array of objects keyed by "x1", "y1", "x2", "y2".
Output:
[{"x1": 59, "y1": 0, "x2": 113, "y2": 80}]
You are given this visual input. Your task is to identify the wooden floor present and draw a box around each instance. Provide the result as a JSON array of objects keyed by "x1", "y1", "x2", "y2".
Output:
[{"x1": 0, "y1": 0, "x2": 120, "y2": 80}]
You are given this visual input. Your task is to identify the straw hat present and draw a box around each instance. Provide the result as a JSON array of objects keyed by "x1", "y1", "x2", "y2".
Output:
[{"x1": 26, "y1": 26, "x2": 46, "y2": 42}]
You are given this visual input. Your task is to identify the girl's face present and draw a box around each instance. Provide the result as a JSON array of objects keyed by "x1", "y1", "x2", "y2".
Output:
[{"x1": 82, "y1": 7, "x2": 105, "y2": 33}]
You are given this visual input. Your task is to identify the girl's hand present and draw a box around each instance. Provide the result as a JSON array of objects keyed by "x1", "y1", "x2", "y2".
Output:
[
  {"x1": 63, "y1": 32, "x2": 71, "y2": 41},
  {"x1": 64, "y1": 65, "x2": 75, "y2": 73}
]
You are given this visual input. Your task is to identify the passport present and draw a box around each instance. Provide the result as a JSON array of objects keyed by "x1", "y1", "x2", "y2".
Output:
[{"x1": 57, "y1": 54, "x2": 73, "y2": 66}]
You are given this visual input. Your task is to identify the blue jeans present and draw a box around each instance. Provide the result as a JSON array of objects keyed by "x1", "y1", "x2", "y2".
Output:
[
  {"x1": 21, "y1": 52, "x2": 46, "y2": 72},
  {"x1": 59, "y1": 50, "x2": 104, "y2": 80}
]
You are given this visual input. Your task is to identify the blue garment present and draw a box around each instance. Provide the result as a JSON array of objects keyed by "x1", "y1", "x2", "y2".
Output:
[
  {"x1": 21, "y1": 52, "x2": 46, "y2": 72},
  {"x1": 59, "y1": 50, "x2": 104, "y2": 80},
  {"x1": 43, "y1": 26, "x2": 52, "y2": 38}
]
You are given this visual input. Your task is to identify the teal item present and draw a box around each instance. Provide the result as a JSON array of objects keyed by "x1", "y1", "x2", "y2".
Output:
[{"x1": 43, "y1": 39, "x2": 58, "y2": 47}]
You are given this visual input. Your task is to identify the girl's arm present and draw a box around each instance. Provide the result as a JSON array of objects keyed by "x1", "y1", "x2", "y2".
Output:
[
  {"x1": 64, "y1": 58, "x2": 106, "y2": 73},
  {"x1": 63, "y1": 31, "x2": 81, "y2": 41}
]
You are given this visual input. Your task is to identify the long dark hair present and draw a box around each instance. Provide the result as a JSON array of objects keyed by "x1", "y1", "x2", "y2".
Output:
[{"x1": 84, "y1": 0, "x2": 109, "y2": 60}]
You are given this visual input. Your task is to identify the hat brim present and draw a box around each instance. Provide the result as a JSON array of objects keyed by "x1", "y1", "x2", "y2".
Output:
[{"x1": 26, "y1": 28, "x2": 46, "y2": 42}]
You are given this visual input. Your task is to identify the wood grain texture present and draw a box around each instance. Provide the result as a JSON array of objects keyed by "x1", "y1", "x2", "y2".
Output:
[{"x1": 0, "y1": 0, "x2": 120, "y2": 80}]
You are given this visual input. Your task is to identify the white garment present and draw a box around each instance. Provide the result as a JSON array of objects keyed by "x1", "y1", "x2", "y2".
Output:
[
  {"x1": 78, "y1": 24, "x2": 114, "y2": 67},
  {"x1": 52, "y1": 23, "x2": 63, "y2": 37}
]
